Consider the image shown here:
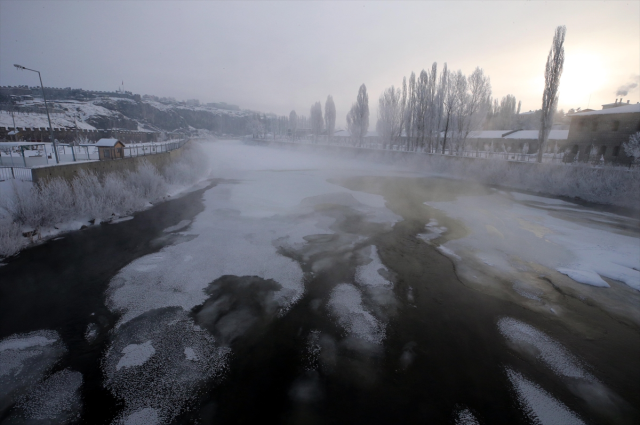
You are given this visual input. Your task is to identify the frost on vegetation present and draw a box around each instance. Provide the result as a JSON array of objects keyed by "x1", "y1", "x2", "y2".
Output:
[
  {"x1": 0, "y1": 222, "x2": 24, "y2": 258},
  {"x1": 421, "y1": 154, "x2": 640, "y2": 209},
  {"x1": 506, "y1": 368, "x2": 585, "y2": 425},
  {"x1": 0, "y1": 330, "x2": 66, "y2": 415},
  {"x1": 327, "y1": 283, "x2": 385, "y2": 344},
  {"x1": 103, "y1": 307, "x2": 230, "y2": 425},
  {"x1": 0, "y1": 143, "x2": 209, "y2": 258},
  {"x1": 10, "y1": 368, "x2": 83, "y2": 423},
  {"x1": 498, "y1": 317, "x2": 590, "y2": 380}
]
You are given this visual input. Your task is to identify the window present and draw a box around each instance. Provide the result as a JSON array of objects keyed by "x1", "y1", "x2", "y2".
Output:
[
  {"x1": 571, "y1": 145, "x2": 579, "y2": 154},
  {"x1": 611, "y1": 120, "x2": 620, "y2": 131},
  {"x1": 613, "y1": 146, "x2": 620, "y2": 157},
  {"x1": 579, "y1": 119, "x2": 587, "y2": 130}
]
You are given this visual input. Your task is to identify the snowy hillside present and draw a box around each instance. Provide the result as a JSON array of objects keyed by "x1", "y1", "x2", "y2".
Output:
[{"x1": 1, "y1": 97, "x2": 253, "y2": 134}]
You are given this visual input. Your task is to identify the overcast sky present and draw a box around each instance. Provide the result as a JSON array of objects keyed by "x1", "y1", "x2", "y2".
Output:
[{"x1": 1, "y1": 1, "x2": 638, "y2": 127}]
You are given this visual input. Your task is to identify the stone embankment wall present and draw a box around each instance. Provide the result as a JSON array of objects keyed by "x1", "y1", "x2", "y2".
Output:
[{"x1": 31, "y1": 140, "x2": 190, "y2": 183}]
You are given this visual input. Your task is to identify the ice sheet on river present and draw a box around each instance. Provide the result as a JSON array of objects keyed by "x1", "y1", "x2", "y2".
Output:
[
  {"x1": 107, "y1": 143, "x2": 401, "y2": 327},
  {"x1": 0, "y1": 330, "x2": 67, "y2": 416},
  {"x1": 507, "y1": 368, "x2": 585, "y2": 425},
  {"x1": 6, "y1": 369, "x2": 83, "y2": 424},
  {"x1": 103, "y1": 308, "x2": 230, "y2": 425},
  {"x1": 425, "y1": 191, "x2": 640, "y2": 324}
]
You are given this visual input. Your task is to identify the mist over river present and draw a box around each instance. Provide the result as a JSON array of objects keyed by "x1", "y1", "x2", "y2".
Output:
[{"x1": 1, "y1": 140, "x2": 638, "y2": 425}]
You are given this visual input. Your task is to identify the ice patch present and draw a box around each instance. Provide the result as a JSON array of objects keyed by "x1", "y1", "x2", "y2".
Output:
[
  {"x1": 12, "y1": 369, "x2": 83, "y2": 423},
  {"x1": 85, "y1": 323, "x2": 99, "y2": 343},
  {"x1": 507, "y1": 368, "x2": 585, "y2": 425},
  {"x1": 163, "y1": 220, "x2": 191, "y2": 233},
  {"x1": 103, "y1": 308, "x2": 229, "y2": 424},
  {"x1": 455, "y1": 408, "x2": 480, "y2": 425},
  {"x1": 556, "y1": 268, "x2": 609, "y2": 288},
  {"x1": 123, "y1": 407, "x2": 159, "y2": 425},
  {"x1": 116, "y1": 341, "x2": 156, "y2": 371},
  {"x1": 0, "y1": 335, "x2": 57, "y2": 352},
  {"x1": 327, "y1": 283, "x2": 385, "y2": 344},
  {"x1": 418, "y1": 219, "x2": 447, "y2": 242},
  {"x1": 498, "y1": 317, "x2": 590, "y2": 379},
  {"x1": 184, "y1": 347, "x2": 198, "y2": 361},
  {"x1": 437, "y1": 245, "x2": 461, "y2": 260},
  {"x1": 355, "y1": 246, "x2": 391, "y2": 288},
  {"x1": 112, "y1": 216, "x2": 134, "y2": 224},
  {"x1": 0, "y1": 330, "x2": 66, "y2": 414}
]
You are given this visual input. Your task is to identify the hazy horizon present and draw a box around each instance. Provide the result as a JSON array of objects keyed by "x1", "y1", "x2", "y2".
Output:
[{"x1": 1, "y1": 1, "x2": 638, "y2": 126}]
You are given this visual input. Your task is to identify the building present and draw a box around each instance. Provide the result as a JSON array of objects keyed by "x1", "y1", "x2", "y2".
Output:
[
  {"x1": 95, "y1": 138, "x2": 125, "y2": 160},
  {"x1": 566, "y1": 101, "x2": 640, "y2": 163}
]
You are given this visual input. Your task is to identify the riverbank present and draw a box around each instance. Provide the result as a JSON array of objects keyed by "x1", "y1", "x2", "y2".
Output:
[{"x1": 0, "y1": 141, "x2": 210, "y2": 259}]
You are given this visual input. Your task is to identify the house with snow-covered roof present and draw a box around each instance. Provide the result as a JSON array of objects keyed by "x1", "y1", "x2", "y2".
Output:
[
  {"x1": 94, "y1": 138, "x2": 125, "y2": 160},
  {"x1": 566, "y1": 101, "x2": 640, "y2": 163}
]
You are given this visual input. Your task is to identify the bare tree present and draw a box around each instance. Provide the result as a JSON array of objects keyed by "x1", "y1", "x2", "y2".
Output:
[
  {"x1": 537, "y1": 25, "x2": 566, "y2": 163},
  {"x1": 289, "y1": 110, "x2": 297, "y2": 140},
  {"x1": 458, "y1": 67, "x2": 491, "y2": 153},
  {"x1": 378, "y1": 86, "x2": 404, "y2": 148},
  {"x1": 310, "y1": 102, "x2": 324, "y2": 142},
  {"x1": 623, "y1": 132, "x2": 640, "y2": 165},
  {"x1": 325, "y1": 95, "x2": 336, "y2": 139},
  {"x1": 405, "y1": 72, "x2": 416, "y2": 150},
  {"x1": 346, "y1": 84, "x2": 369, "y2": 146}
]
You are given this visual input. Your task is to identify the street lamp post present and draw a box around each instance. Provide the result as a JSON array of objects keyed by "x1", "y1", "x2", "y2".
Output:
[{"x1": 14, "y1": 64, "x2": 59, "y2": 164}]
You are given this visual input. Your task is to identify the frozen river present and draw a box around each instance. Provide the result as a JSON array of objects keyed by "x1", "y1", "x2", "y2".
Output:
[{"x1": 1, "y1": 140, "x2": 639, "y2": 424}]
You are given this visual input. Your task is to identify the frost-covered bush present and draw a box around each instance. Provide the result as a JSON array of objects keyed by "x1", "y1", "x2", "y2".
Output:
[
  {"x1": 103, "y1": 173, "x2": 146, "y2": 216},
  {"x1": 129, "y1": 160, "x2": 166, "y2": 200},
  {"x1": 419, "y1": 154, "x2": 640, "y2": 209},
  {"x1": 72, "y1": 171, "x2": 107, "y2": 220},
  {"x1": 0, "y1": 222, "x2": 24, "y2": 258},
  {"x1": 623, "y1": 132, "x2": 640, "y2": 161},
  {"x1": 1, "y1": 180, "x2": 47, "y2": 229},
  {"x1": 38, "y1": 178, "x2": 75, "y2": 224},
  {"x1": 0, "y1": 141, "x2": 210, "y2": 258}
]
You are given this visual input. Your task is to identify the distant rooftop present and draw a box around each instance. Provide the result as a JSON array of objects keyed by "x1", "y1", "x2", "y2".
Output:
[{"x1": 568, "y1": 103, "x2": 640, "y2": 117}]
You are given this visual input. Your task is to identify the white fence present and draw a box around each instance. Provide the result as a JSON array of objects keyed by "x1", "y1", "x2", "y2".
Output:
[{"x1": 0, "y1": 166, "x2": 32, "y2": 181}]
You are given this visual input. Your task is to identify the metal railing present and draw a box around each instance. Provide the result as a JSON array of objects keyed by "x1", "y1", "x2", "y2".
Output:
[
  {"x1": 0, "y1": 139, "x2": 188, "y2": 168},
  {"x1": 0, "y1": 166, "x2": 32, "y2": 181}
]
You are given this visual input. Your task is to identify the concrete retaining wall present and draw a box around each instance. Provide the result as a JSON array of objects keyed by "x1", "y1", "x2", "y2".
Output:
[{"x1": 31, "y1": 140, "x2": 190, "y2": 183}]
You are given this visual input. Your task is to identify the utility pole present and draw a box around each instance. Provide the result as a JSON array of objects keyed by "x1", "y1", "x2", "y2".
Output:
[{"x1": 14, "y1": 64, "x2": 59, "y2": 164}]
